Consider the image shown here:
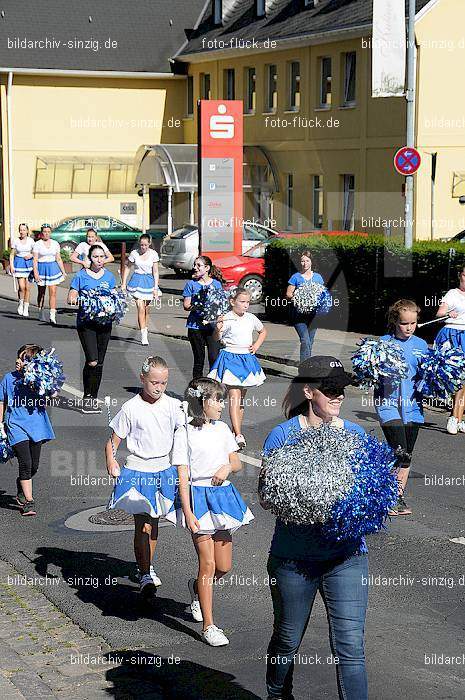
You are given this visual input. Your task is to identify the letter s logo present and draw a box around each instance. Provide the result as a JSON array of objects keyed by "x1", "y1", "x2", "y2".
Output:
[{"x1": 210, "y1": 104, "x2": 235, "y2": 139}]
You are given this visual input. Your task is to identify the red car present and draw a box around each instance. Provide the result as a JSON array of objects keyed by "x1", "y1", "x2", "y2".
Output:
[{"x1": 216, "y1": 231, "x2": 368, "y2": 303}]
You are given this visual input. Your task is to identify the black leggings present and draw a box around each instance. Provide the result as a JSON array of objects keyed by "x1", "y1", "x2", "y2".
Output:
[
  {"x1": 77, "y1": 321, "x2": 112, "y2": 398},
  {"x1": 188, "y1": 327, "x2": 221, "y2": 379},
  {"x1": 381, "y1": 420, "x2": 421, "y2": 465},
  {"x1": 13, "y1": 440, "x2": 42, "y2": 481}
]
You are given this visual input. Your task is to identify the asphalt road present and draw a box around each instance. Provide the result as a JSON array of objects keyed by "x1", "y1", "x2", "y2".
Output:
[{"x1": 0, "y1": 297, "x2": 464, "y2": 699}]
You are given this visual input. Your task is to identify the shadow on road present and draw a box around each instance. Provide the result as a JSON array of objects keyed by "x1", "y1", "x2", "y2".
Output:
[
  {"x1": 104, "y1": 650, "x2": 262, "y2": 699},
  {"x1": 0, "y1": 488, "x2": 21, "y2": 512}
]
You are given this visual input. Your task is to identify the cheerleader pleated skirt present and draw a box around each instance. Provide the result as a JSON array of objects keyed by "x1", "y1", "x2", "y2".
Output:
[
  {"x1": 33, "y1": 261, "x2": 65, "y2": 286},
  {"x1": 208, "y1": 350, "x2": 266, "y2": 387},
  {"x1": 126, "y1": 273, "x2": 157, "y2": 300},
  {"x1": 166, "y1": 482, "x2": 254, "y2": 534},
  {"x1": 107, "y1": 465, "x2": 178, "y2": 519},
  {"x1": 435, "y1": 327, "x2": 465, "y2": 353},
  {"x1": 13, "y1": 256, "x2": 33, "y2": 278}
]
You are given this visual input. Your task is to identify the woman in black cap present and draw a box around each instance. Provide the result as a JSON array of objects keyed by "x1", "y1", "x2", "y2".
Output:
[{"x1": 260, "y1": 356, "x2": 368, "y2": 700}]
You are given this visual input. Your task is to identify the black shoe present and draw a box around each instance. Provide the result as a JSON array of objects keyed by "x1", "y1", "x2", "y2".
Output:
[
  {"x1": 21, "y1": 500, "x2": 36, "y2": 516},
  {"x1": 139, "y1": 573, "x2": 157, "y2": 601},
  {"x1": 15, "y1": 478, "x2": 26, "y2": 507}
]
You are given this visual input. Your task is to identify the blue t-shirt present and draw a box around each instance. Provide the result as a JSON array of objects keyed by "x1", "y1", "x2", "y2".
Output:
[
  {"x1": 288, "y1": 272, "x2": 324, "y2": 288},
  {"x1": 0, "y1": 371, "x2": 55, "y2": 446},
  {"x1": 182, "y1": 278, "x2": 223, "y2": 329},
  {"x1": 374, "y1": 334, "x2": 429, "y2": 425},
  {"x1": 263, "y1": 416, "x2": 366, "y2": 561},
  {"x1": 70, "y1": 268, "x2": 116, "y2": 326}
]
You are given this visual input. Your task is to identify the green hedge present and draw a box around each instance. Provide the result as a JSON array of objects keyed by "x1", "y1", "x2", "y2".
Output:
[{"x1": 263, "y1": 236, "x2": 465, "y2": 336}]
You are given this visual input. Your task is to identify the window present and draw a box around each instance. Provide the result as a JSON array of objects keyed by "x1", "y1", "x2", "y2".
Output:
[
  {"x1": 256, "y1": 0, "x2": 265, "y2": 17},
  {"x1": 319, "y1": 56, "x2": 332, "y2": 107},
  {"x1": 213, "y1": 0, "x2": 222, "y2": 25},
  {"x1": 265, "y1": 64, "x2": 277, "y2": 112},
  {"x1": 342, "y1": 174, "x2": 355, "y2": 231},
  {"x1": 288, "y1": 61, "x2": 300, "y2": 111},
  {"x1": 223, "y1": 68, "x2": 235, "y2": 100},
  {"x1": 312, "y1": 175, "x2": 324, "y2": 229},
  {"x1": 245, "y1": 67, "x2": 256, "y2": 113},
  {"x1": 186, "y1": 76, "x2": 194, "y2": 117},
  {"x1": 34, "y1": 159, "x2": 136, "y2": 196},
  {"x1": 286, "y1": 174, "x2": 293, "y2": 228},
  {"x1": 200, "y1": 73, "x2": 211, "y2": 100},
  {"x1": 343, "y1": 51, "x2": 356, "y2": 105}
]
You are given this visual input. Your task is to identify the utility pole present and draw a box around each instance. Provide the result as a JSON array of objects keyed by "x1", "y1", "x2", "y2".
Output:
[{"x1": 404, "y1": 0, "x2": 416, "y2": 249}]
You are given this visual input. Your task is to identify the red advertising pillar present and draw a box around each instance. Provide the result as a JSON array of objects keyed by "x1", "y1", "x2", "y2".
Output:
[{"x1": 198, "y1": 100, "x2": 243, "y2": 261}]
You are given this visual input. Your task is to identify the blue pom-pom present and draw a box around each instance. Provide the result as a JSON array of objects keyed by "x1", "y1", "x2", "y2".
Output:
[
  {"x1": 315, "y1": 287, "x2": 333, "y2": 316},
  {"x1": 351, "y1": 338, "x2": 409, "y2": 389},
  {"x1": 321, "y1": 433, "x2": 398, "y2": 542},
  {"x1": 20, "y1": 348, "x2": 65, "y2": 397},
  {"x1": 192, "y1": 285, "x2": 234, "y2": 325},
  {"x1": 79, "y1": 287, "x2": 128, "y2": 325},
  {"x1": 0, "y1": 435, "x2": 13, "y2": 463},
  {"x1": 417, "y1": 346, "x2": 465, "y2": 400},
  {"x1": 292, "y1": 281, "x2": 331, "y2": 315}
]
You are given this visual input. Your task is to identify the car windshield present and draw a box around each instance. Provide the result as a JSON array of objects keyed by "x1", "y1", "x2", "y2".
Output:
[
  {"x1": 242, "y1": 239, "x2": 272, "y2": 258},
  {"x1": 170, "y1": 225, "x2": 198, "y2": 240}
]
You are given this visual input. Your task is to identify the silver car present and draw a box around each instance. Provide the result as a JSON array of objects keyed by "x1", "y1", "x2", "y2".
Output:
[{"x1": 160, "y1": 222, "x2": 277, "y2": 274}]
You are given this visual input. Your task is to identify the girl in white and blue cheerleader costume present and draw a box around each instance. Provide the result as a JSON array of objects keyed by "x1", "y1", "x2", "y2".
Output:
[
  {"x1": 70, "y1": 227, "x2": 114, "y2": 268},
  {"x1": 32, "y1": 224, "x2": 66, "y2": 325},
  {"x1": 10, "y1": 223, "x2": 34, "y2": 317},
  {"x1": 122, "y1": 234, "x2": 160, "y2": 346},
  {"x1": 435, "y1": 265, "x2": 465, "y2": 434},
  {"x1": 106, "y1": 356, "x2": 184, "y2": 599},
  {"x1": 208, "y1": 287, "x2": 267, "y2": 450},
  {"x1": 169, "y1": 377, "x2": 253, "y2": 647}
]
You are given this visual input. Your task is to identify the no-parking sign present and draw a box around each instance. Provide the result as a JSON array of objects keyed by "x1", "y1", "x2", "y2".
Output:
[{"x1": 394, "y1": 147, "x2": 421, "y2": 175}]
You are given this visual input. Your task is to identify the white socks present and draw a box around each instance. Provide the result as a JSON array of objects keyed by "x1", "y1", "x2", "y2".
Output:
[
  {"x1": 49, "y1": 309, "x2": 56, "y2": 324},
  {"x1": 22, "y1": 302, "x2": 29, "y2": 317},
  {"x1": 17, "y1": 300, "x2": 24, "y2": 315},
  {"x1": 141, "y1": 328, "x2": 149, "y2": 345}
]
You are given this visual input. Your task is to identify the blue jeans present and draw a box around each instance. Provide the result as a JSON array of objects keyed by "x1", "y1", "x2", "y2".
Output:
[
  {"x1": 294, "y1": 323, "x2": 317, "y2": 362},
  {"x1": 266, "y1": 554, "x2": 368, "y2": 700}
]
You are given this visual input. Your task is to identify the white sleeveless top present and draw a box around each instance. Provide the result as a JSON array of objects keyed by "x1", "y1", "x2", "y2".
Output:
[{"x1": 33, "y1": 239, "x2": 60, "y2": 262}]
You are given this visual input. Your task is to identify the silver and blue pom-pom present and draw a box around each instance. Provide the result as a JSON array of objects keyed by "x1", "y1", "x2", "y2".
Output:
[
  {"x1": 20, "y1": 348, "x2": 65, "y2": 397},
  {"x1": 351, "y1": 338, "x2": 409, "y2": 390},
  {"x1": 192, "y1": 286, "x2": 236, "y2": 325},
  {"x1": 292, "y1": 281, "x2": 332, "y2": 315},
  {"x1": 320, "y1": 433, "x2": 398, "y2": 542},
  {"x1": 417, "y1": 346, "x2": 465, "y2": 400},
  {"x1": 260, "y1": 424, "x2": 359, "y2": 525},
  {"x1": 79, "y1": 287, "x2": 128, "y2": 325},
  {"x1": 0, "y1": 435, "x2": 13, "y2": 463}
]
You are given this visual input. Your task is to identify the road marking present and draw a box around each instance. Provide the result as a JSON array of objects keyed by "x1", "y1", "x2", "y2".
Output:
[
  {"x1": 240, "y1": 453, "x2": 261, "y2": 467},
  {"x1": 450, "y1": 537, "x2": 465, "y2": 545},
  {"x1": 61, "y1": 382, "x2": 84, "y2": 399}
]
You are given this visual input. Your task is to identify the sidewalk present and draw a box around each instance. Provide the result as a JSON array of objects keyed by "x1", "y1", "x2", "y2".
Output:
[{"x1": 0, "y1": 266, "x2": 363, "y2": 373}]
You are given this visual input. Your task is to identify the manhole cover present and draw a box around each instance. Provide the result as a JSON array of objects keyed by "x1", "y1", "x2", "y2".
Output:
[{"x1": 89, "y1": 509, "x2": 134, "y2": 525}]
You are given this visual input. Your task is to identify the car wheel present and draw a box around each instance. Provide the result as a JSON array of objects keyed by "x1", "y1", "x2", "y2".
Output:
[
  {"x1": 174, "y1": 267, "x2": 190, "y2": 278},
  {"x1": 60, "y1": 241, "x2": 77, "y2": 255},
  {"x1": 240, "y1": 275, "x2": 263, "y2": 304}
]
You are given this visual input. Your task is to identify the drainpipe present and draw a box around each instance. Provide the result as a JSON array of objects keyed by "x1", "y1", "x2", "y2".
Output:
[{"x1": 6, "y1": 71, "x2": 14, "y2": 245}]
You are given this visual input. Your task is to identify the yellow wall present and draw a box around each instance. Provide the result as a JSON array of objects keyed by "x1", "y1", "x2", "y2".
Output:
[
  {"x1": 184, "y1": 38, "x2": 407, "y2": 233},
  {"x1": 1, "y1": 74, "x2": 185, "y2": 245},
  {"x1": 415, "y1": 0, "x2": 465, "y2": 240}
]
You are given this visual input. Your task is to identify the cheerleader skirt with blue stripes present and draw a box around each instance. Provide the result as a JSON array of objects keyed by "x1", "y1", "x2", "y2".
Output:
[
  {"x1": 126, "y1": 273, "x2": 155, "y2": 300},
  {"x1": 13, "y1": 256, "x2": 33, "y2": 278},
  {"x1": 166, "y1": 481, "x2": 254, "y2": 534},
  {"x1": 208, "y1": 350, "x2": 266, "y2": 387},
  {"x1": 33, "y1": 261, "x2": 65, "y2": 286},
  {"x1": 107, "y1": 465, "x2": 178, "y2": 519},
  {"x1": 435, "y1": 327, "x2": 465, "y2": 353}
]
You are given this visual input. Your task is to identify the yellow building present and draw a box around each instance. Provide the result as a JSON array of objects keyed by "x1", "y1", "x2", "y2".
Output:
[{"x1": 176, "y1": 0, "x2": 465, "y2": 240}]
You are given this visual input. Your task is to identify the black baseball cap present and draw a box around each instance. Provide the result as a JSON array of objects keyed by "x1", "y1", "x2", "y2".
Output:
[{"x1": 297, "y1": 356, "x2": 355, "y2": 388}]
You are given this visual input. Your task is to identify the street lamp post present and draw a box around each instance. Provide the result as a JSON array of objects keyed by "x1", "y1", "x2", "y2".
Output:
[{"x1": 405, "y1": 0, "x2": 416, "y2": 249}]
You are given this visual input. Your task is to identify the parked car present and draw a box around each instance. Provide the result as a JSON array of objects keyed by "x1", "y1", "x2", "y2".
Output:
[
  {"x1": 160, "y1": 222, "x2": 278, "y2": 275},
  {"x1": 33, "y1": 216, "x2": 158, "y2": 255},
  {"x1": 214, "y1": 239, "x2": 270, "y2": 304}
]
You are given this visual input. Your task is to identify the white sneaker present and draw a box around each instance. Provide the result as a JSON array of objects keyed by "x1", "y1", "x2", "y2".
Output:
[
  {"x1": 188, "y1": 578, "x2": 203, "y2": 622},
  {"x1": 39, "y1": 309, "x2": 47, "y2": 322},
  {"x1": 17, "y1": 300, "x2": 24, "y2": 316},
  {"x1": 49, "y1": 309, "x2": 57, "y2": 325},
  {"x1": 447, "y1": 417, "x2": 458, "y2": 435},
  {"x1": 458, "y1": 421, "x2": 465, "y2": 433},
  {"x1": 235, "y1": 434, "x2": 246, "y2": 449},
  {"x1": 202, "y1": 625, "x2": 229, "y2": 647},
  {"x1": 141, "y1": 328, "x2": 149, "y2": 346},
  {"x1": 139, "y1": 573, "x2": 157, "y2": 599},
  {"x1": 22, "y1": 303, "x2": 29, "y2": 317},
  {"x1": 136, "y1": 565, "x2": 161, "y2": 587}
]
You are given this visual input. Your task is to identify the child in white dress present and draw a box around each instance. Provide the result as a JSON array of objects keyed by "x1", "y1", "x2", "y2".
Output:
[
  {"x1": 9, "y1": 224, "x2": 34, "y2": 316},
  {"x1": 122, "y1": 234, "x2": 160, "y2": 345},
  {"x1": 209, "y1": 288, "x2": 267, "y2": 449},
  {"x1": 170, "y1": 377, "x2": 254, "y2": 646}
]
